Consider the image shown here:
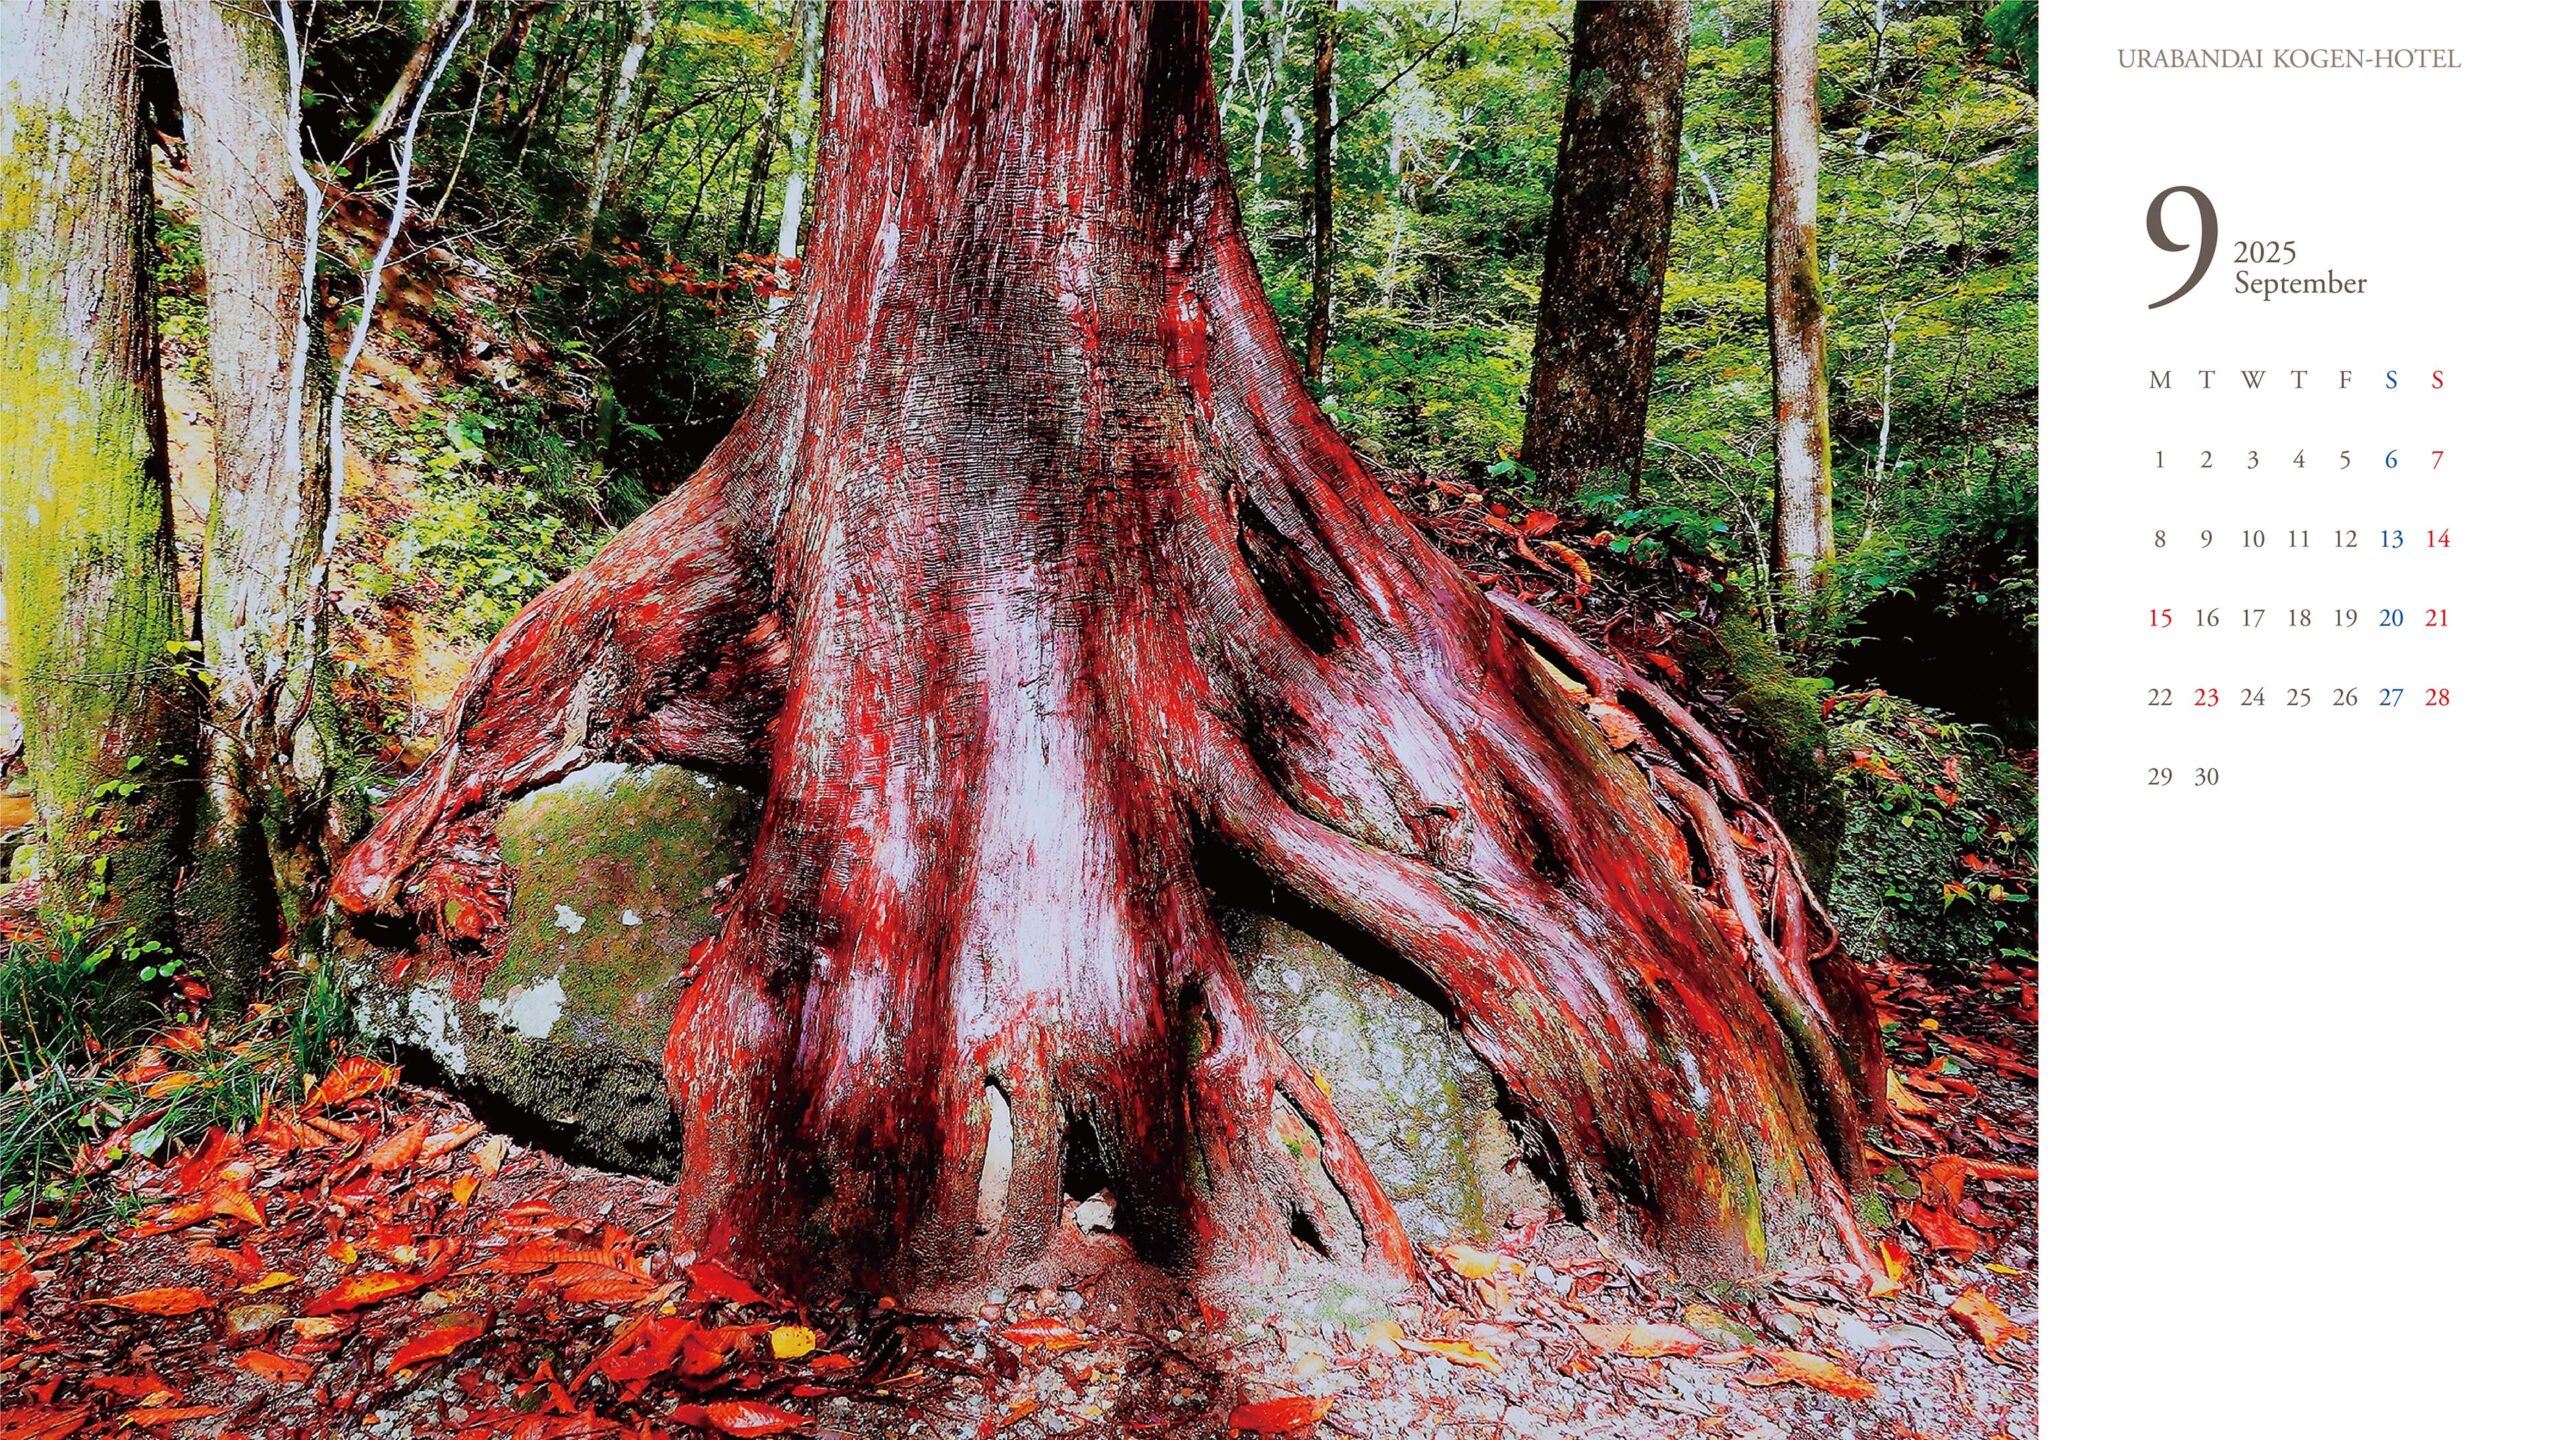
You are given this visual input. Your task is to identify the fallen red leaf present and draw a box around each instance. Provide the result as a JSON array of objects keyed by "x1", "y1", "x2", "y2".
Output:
[
  {"x1": 1228, "y1": 1395, "x2": 1334, "y2": 1432},
  {"x1": 1949, "y1": 1288, "x2": 2028, "y2": 1353},
  {"x1": 562, "y1": 1276, "x2": 660, "y2": 1306},
  {"x1": 306, "y1": 1271, "x2": 430, "y2": 1314},
  {"x1": 82, "y1": 1287, "x2": 216, "y2": 1316},
  {"x1": 1743, "y1": 1348, "x2": 1877, "y2": 1400},
  {"x1": 388, "y1": 1313, "x2": 487, "y2": 1372},
  {"x1": 1574, "y1": 1321, "x2": 1705, "y2": 1358},
  {"x1": 668, "y1": 1400, "x2": 807, "y2": 1436},
  {"x1": 1000, "y1": 1316, "x2": 1086, "y2": 1351},
  {"x1": 306, "y1": 1056, "x2": 398, "y2": 1109},
  {"x1": 361, "y1": 1120, "x2": 427, "y2": 1174},
  {"x1": 83, "y1": 1375, "x2": 176, "y2": 1401},
  {"x1": 236, "y1": 1351, "x2": 314, "y2": 1383},
  {"x1": 597, "y1": 1315, "x2": 698, "y2": 1386},
  {"x1": 208, "y1": 1187, "x2": 266, "y2": 1228},
  {"x1": 124, "y1": 1406, "x2": 229, "y2": 1429}
]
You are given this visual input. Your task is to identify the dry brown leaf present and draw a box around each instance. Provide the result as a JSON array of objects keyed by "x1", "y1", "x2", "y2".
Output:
[
  {"x1": 1574, "y1": 1321, "x2": 1705, "y2": 1358},
  {"x1": 1949, "y1": 1288, "x2": 2027, "y2": 1353}
]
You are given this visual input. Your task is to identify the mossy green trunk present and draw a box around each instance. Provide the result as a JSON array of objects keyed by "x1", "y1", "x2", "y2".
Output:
[
  {"x1": 0, "y1": 0, "x2": 194, "y2": 950},
  {"x1": 166, "y1": 0, "x2": 344, "y2": 1009}
]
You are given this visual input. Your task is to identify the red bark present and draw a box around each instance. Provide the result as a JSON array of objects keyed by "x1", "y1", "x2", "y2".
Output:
[{"x1": 336, "y1": 0, "x2": 1882, "y2": 1305}]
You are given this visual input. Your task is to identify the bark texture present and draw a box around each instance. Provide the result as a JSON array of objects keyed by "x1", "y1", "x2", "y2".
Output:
[
  {"x1": 1301, "y1": 0, "x2": 1337, "y2": 383},
  {"x1": 165, "y1": 0, "x2": 339, "y2": 1007},
  {"x1": 337, "y1": 0, "x2": 1880, "y2": 1306},
  {"x1": 1518, "y1": 0, "x2": 1688, "y2": 507},
  {"x1": 0, "y1": 0, "x2": 193, "y2": 944},
  {"x1": 1767, "y1": 0, "x2": 1833, "y2": 609}
]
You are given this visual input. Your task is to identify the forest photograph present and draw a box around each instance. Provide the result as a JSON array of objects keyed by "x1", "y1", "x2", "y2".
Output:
[{"x1": 0, "y1": 1, "x2": 2037, "y2": 1436}]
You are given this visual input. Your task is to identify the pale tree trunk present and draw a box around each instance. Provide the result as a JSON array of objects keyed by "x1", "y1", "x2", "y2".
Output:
[
  {"x1": 579, "y1": 0, "x2": 658, "y2": 250},
  {"x1": 1518, "y1": 0, "x2": 1689, "y2": 507},
  {"x1": 1768, "y1": 0, "x2": 1833, "y2": 615},
  {"x1": 0, "y1": 0, "x2": 193, "y2": 952},
  {"x1": 729, "y1": 0, "x2": 802, "y2": 255},
  {"x1": 351, "y1": 0, "x2": 470, "y2": 150},
  {"x1": 1302, "y1": 0, "x2": 1337, "y2": 382},
  {"x1": 754, "y1": 0, "x2": 824, "y2": 371},
  {"x1": 162, "y1": 0, "x2": 343, "y2": 1008}
]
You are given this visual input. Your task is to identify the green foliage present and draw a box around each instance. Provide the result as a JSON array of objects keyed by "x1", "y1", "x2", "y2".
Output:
[
  {"x1": 151, "y1": 207, "x2": 210, "y2": 385},
  {"x1": 0, "y1": 935, "x2": 356, "y2": 1214},
  {"x1": 1224, "y1": 0, "x2": 2036, "y2": 711},
  {"x1": 1824, "y1": 689, "x2": 2037, "y2": 975},
  {"x1": 368, "y1": 388, "x2": 634, "y2": 637}
]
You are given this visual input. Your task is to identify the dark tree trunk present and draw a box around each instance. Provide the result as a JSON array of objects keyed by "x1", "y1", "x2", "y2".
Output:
[
  {"x1": 1302, "y1": 0, "x2": 1337, "y2": 383},
  {"x1": 1518, "y1": 0, "x2": 1688, "y2": 507},
  {"x1": 1768, "y1": 0, "x2": 1833, "y2": 610},
  {"x1": 337, "y1": 0, "x2": 1880, "y2": 1307},
  {"x1": 0, "y1": 0, "x2": 194, "y2": 948}
]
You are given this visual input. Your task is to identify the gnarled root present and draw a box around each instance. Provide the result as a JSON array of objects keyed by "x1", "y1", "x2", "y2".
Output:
[{"x1": 330, "y1": 465, "x2": 785, "y2": 947}]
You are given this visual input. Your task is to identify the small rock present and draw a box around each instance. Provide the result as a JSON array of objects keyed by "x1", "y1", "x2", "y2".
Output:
[
  {"x1": 1882, "y1": 1321, "x2": 1962, "y2": 1357},
  {"x1": 553, "y1": 903, "x2": 586, "y2": 934},
  {"x1": 224, "y1": 1302, "x2": 289, "y2": 1339},
  {"x1": 1072, "y1": 1196, "x2": 1115, "y2": 1233},
  {"x1": 1833, "y1": 1316, "x2": 1889, "y2": 1351}
]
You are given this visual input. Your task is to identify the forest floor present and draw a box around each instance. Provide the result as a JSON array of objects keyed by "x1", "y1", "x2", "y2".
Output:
[{"x1": 0, "y1": 936, "x2": 2035, "y2": 1440}]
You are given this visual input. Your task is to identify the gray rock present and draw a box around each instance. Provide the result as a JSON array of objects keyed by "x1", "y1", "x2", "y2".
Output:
[{"x1": 1228, "y1": 910, "x2": 1547, "y2": 1244}]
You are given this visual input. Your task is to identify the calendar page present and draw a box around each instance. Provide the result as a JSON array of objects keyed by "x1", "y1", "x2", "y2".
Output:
[{"x1": 2046, "y1": 3, "x2": 2556, "y2": 1433}]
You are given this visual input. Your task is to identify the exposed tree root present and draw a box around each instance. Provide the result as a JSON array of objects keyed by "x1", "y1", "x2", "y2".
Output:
[{"x1": 336, "y1": 0, "x2": 1884, "y2": 1306}]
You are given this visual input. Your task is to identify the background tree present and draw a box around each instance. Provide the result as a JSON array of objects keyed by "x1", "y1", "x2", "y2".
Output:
[
  {"x1": 579, "y1": 0, "x2": 660, "y2": 249},
  {"x1": 1302, "y1": 0, "x2": 1339, "y2": 381},
  {"x1": 0, "y1": 0, "x2": 193, "y2": 963},
  {"x1": 1518, "y1": 0, "x2": 1689, "y2": 507},
  {"x1": 162, "y1": 0, "x2": 338, "y2": 1009},
  {"x1": 333, "y1": 0, "x2": 1881, "y2": 1304},
  {"x1": 1766, "y1": 0, "x2": 1833, "y2": 617}
]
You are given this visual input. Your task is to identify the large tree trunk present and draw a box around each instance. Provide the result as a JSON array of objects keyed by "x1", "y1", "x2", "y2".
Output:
[
  {"x1": 336, "y1": 0, "x2": 1881, "y2": 1306},
  {"x1": 164, "y1": 0, "x2": 338, "y2": 1010},
  {"x1": 1518, "y1": 0, "x2": 1688, "y2": 508},
  {"x1": 1767, "y1": 0, "x2": 1833, "y2": 612},
  {"x1": 0, "y1": 0, "x2": 194, "y2": 949},
  {"x1": 1301, "y1": 0, "x2": 1337, "y2": 383}
]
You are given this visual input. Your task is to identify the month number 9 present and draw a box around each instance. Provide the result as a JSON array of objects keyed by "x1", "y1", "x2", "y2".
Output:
[{"x1": 2145, "y1": 185, "x2": 2217, "y2": 309}]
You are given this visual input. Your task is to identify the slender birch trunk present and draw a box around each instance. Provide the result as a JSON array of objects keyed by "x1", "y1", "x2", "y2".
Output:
[
  {"x1": 0, "y1": 0, "x2": 193, "y2": 955},
  {"x1": 1302, "y1": 0, "x2": 1338, "y2": 383},
  {"x1": 1768, "y1": 0, "x2": 1834, "y2": 616},
  {"x1": 579, "y1": 0, "x2": 658, "y2": 250},
  {"x1": 754, "y1": 0, "x2": 824, "y2": 371}
]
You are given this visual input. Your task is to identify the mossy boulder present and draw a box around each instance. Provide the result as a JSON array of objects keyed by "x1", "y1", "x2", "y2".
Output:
[
  {"x1": 1228, "y1": 911, "x2": 1546, "y2": 1245},
  {"x1": 349, "y1": 761, "x2": 757, "y2": 1175}
]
